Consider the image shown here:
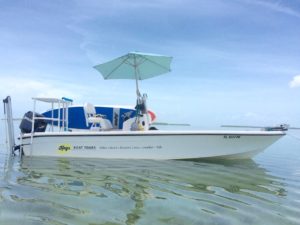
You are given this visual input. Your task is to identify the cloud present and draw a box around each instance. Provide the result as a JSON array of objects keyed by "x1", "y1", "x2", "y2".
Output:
[
  {"x1": 0, "y1": 75, "x2": 138, "y2": 116},
  {"x1": 0, "y1": 76, "x2": 86, "y2": 115},
  {"x1": 289, "y1": 75, "x2": 300, "y2": 88},
  {"x1": 0, "y1": 77, "x2": 80, "y2": 98},
  {"x1": 244, "y1": 0, "x2": 300, "y2": 18}
]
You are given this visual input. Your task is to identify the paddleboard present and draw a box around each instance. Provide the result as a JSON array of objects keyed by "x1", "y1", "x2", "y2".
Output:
[{"x1": 42, "y1": 105, "x2": 156, "y2": 130}]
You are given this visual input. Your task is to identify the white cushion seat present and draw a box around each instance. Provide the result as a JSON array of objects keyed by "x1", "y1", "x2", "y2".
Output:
[{"x1": 84, "y1": 103, "x2": 113, "y2": 131}]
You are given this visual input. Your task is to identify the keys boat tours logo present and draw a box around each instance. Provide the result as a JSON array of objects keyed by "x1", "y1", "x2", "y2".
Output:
[{"x1": 57, "y1": 144, "x2": 73, "y2": 154}]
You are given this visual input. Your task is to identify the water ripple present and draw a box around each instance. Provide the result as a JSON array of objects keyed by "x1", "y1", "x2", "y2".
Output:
[{"x1": 0, "y1": 151, "x2": 299, "y2": 225}]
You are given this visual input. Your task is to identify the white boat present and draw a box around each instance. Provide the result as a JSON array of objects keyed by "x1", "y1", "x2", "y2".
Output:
[
  {"x1": 20, "y1": 130, "x2": 283, "y2": 159},
  {"x1": 2, "y1": 96, "x2": 284, "y2": 160},
  {"x1": 2, "y1": 52, "x2": 286, "y2": 160}
]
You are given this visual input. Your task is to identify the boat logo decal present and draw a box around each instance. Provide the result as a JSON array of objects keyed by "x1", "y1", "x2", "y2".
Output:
[{"x1": 57, "y1": 144, "x2": 73, "y2": 154}]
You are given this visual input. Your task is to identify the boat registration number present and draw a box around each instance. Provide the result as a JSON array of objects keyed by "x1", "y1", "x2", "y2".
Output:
[{"x1": 223, "y1": 135, "x2": 241, "y2": 139}]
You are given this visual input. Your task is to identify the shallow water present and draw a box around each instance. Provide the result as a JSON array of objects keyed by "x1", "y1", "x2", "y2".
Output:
[{"x1": 0, "y1": 135, "x2": 300, "y2": 225}]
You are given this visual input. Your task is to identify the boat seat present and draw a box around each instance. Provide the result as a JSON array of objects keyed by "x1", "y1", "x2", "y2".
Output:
[{"x1": 83, "y1": 103, "x2": 113, "y2": 130}]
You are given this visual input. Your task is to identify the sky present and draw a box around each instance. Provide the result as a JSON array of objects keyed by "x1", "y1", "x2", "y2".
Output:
[{"x1": 0, "y1": 0, "x2": 300, "y2": 129}]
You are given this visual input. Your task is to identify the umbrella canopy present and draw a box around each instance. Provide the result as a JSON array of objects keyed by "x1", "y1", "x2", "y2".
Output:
[
  {"x1": 93, "y1": 52, "x2": 172, "y2": 97},
  {"x1": 93, "y1": 52, "x2": 172, "y2": 80}
]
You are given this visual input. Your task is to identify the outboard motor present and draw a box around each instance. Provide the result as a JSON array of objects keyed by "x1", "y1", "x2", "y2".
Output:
[{"x1": 19, "y1": 111, "x2": 47, "y2": 133}]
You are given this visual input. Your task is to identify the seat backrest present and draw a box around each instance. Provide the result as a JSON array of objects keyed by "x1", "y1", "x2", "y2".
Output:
[{"x1": 83, "y1": 103, "x2": 96, "y2": 127}]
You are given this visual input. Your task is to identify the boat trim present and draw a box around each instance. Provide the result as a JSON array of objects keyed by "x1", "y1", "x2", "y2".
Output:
[{"x1": 21, "y1": 131, "x2": 285, "y2": 139}]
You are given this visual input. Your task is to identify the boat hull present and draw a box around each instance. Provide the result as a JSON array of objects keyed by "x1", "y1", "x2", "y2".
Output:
[{"x1": 20, "y1": 130, "x2": 285, "y2": 160}]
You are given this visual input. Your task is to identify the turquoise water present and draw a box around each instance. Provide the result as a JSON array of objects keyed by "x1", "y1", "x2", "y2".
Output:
[{"x1": 0, "y1": 134, "x2": 300, "y2": 225}]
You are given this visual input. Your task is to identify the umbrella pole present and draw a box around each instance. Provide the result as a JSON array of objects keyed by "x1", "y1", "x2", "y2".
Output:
[
  {"x1": 134, "y1": 65, "x2": 141, "y2": 98},
  {"x1": 135, "y1": 78, "x2": 141, "y2": 97}
]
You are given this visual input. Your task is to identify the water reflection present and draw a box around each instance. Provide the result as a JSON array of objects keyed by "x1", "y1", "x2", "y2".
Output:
[{"x1": 0, "y1": 157, "x2": 297, "y2": 225}]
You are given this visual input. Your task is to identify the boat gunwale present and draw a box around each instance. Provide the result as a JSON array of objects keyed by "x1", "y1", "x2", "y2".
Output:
[{"x1": 20, "y1": 130, "x2": 286, "y2": 139}]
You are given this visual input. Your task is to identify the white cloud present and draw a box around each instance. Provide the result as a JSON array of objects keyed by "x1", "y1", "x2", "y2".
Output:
[
  {"x1": 0, "y1": 76, "x2": 86, "y2": 115},
  {"x1": 289, "y1": 75, "x2": 300, "y2": 88},
  {"x1": 245, "y1": 112, "x2": 259, "y2": 118},
  {"x1": 245, "y1": 0, "x2": 300, "y2": 18},
  {"x1": 0, "y1": 77, "x2": 81, "y2": 99},
  {"x1": 0, "y1": 75, "x2": 138, "y2": 116}
]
